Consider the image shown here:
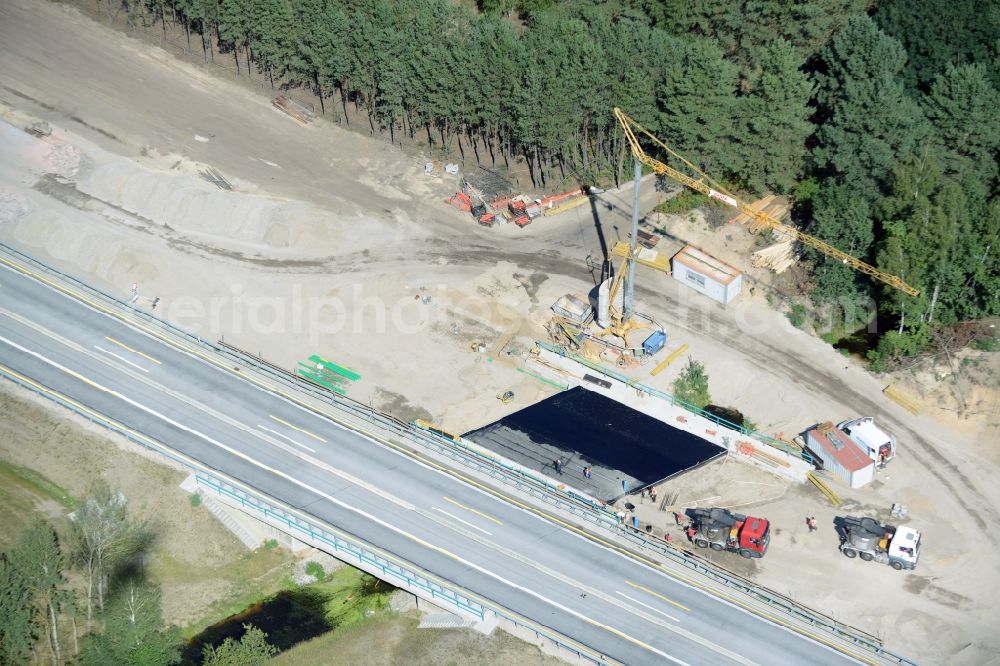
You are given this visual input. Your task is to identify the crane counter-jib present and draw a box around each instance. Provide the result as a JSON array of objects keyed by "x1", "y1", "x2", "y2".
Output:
[{"x1": 613, "y1": 107, "x2": 921, "y2": 297}]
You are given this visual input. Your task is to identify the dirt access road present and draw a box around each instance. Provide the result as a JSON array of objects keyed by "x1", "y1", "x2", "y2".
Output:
[{"x1": 1, "y1": 1, "x2": 998, "y2": 663}]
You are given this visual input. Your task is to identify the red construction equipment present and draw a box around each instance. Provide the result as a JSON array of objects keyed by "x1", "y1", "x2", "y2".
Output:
[
  {"x1": 686, "y1": 507, "x2": 770, "y2": 559},
  {"x1": 446, "y1": 191, "x2": 473, "y2": 212}
]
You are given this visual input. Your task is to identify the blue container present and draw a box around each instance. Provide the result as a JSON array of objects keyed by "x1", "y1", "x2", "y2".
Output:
[{"x1": 642, "y1": 330, "x2": 667, "y2": 355}]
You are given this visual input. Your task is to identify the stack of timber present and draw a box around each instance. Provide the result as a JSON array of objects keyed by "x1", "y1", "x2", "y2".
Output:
[
  {"x1": 752, "y1": 240, "x2": 797, "y2": 273},
  {"x1": 272, "y1": 95, "x2": 316, "y2": 124}
]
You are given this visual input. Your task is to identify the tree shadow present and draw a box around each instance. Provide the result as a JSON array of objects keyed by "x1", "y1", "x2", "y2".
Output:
[{"x1": 182, "y1": 587, "x2": 333, "y2": 664}]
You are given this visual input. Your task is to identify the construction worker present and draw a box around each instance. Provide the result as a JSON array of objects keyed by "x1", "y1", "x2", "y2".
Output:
[
  {"x1": 649, "y1": 486, "x2": 657, "y2": 503},
  {"x1": 807, "y1": 516, "x2": 818, "y2": 532},
  {"x1": 686, "y1": 525, "x2": 697, "y2": 542},
  {"x1": 665, "y1": 532, "x2": 673, "y2": 544}
]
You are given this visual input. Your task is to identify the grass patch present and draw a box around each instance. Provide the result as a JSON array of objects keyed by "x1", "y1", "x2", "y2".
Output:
[
  {"x1": 972, "y1": 335, "x2": 997, "y2": 352},
  {"x1": 305, "y1": 561, "x2": 325, "y2": 581},
  {"x1": 166, "y1": 547, "x2": 297, "y2": 638},
  {"x1": 786, "y1": 304, "x2": 808, "y2": 329},
  {"x1": 0, "y1": 460, "x2": 75, "y2": 510},
  {"x1": 189, "y1": 493, "x2": 202, "y2": 507},
  {"x1": 653, "y1": 189, "x2": 710, "y2": 215},
  {"x1": 316, "y1": 568, "x2": 393, "y2": 630}
]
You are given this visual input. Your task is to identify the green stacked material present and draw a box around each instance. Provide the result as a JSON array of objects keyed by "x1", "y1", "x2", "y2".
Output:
[
  {"x1": 308, "y1": 355, "x2": 361, "y2": 382},
  {"x1": 297, "y1": 362, "x2": 347, "y2": 394}
]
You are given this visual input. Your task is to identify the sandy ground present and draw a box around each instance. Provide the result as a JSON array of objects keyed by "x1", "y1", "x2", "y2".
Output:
[{"x1": 1, "y1": 1, "x2": 998, "y2": 663}]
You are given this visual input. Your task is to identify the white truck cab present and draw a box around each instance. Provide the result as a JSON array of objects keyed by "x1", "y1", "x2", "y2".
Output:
[
  {"x1": 888, "y1": 525, "x2": 921, "y2": 569},
  {"x1": 838, "y1": 417, "x2": 896, "y2": 465}
]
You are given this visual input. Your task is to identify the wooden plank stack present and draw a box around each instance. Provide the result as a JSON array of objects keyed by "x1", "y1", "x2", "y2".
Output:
[
  {"x1": 730, "y1": 194, "x2": 791, "y2": 234},
  {"x1": 752, "y1": 240, "x2": 796, "y2": 273},
  {"x1": 272, "y1": 95, "x2": 316, "y2": 124}
]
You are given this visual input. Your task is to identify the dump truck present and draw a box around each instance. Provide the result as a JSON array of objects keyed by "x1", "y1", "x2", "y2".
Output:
[
  {"x1": 839, "y1": 516, "x2": 920, "y2": 570},
  {"x1": 687, "y1": 507, "x2": 770, "y2": 559}
]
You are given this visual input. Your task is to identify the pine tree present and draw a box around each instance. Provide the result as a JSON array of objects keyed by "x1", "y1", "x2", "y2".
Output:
[
  {"x1": 0, "y1": 547, "x2": 40, "y2": 664},
  {"x1": 4, "y1": 523, "x2": 68, "y2": 666},
  {"x1": 923, "y1": 63, "x2": 1000, "y2": 184},
  {"x1": 808, "y1": 181, "x2": 875, "y2": 301},
  {"x1": 730, "y1": 38, "x2": 814, "y2": 193},
  {"x1": 875, "y1": 0, "x2": 1000, "y2": 90},
  {"x1": 812, "y1": 15, "x2": 927, "y2": 198},
  {"x1": 657, "y1": 37, "x2": 739, "y2": 177}
]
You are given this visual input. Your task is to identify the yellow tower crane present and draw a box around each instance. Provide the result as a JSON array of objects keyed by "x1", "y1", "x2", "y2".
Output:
[{"x1": 613, "y1": 107, "x2": 920, "y2": 296}]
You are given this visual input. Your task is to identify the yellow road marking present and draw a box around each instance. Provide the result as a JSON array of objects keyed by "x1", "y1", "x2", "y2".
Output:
[
  {"x1": 0, "y1": 361, "x2": 619, "y2": 665},
  {"x1": 583, "y1": 619, "x2": 668, "y2": 659},
  {"x1": 443, "y1": 496, "x2": 503, "y2": 526},
  {"x1": 625, "y1": 580, "x2": 690, "y2": 612},
  {"x1": 0, "y1": 254, "x2": 887, "y2": 666},
  {"x1": 106, "y1": 336, "x2": 161, "y2": 364},
  {"x1": 269, "y1": 414, "x2": 327, "y2": 443}
]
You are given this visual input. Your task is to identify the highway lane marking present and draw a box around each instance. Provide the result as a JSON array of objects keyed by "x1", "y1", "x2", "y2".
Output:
[
  {"x1": 442, "y1": 496, "x2": 503, "y2": 526},
  {"x1": 0, "y1": 334, "x2": 106, "y2": 392},
  {"x1": 0, "y1": 362, "x2": 619, "y2": 666},
  {"x1": 625, "y1": 580, "x2": 690, "y2": 612},
  {"x1": 0, "y1": 339, "x2": 662, "y2": 661},
  {"x1": 93, "y1": 345, "x2": 149, "y2": 373},
  {"x1": 257, "y1": 425, "x2": 315, "y2": 453},
  {"x1": 615, "y1": 591, "x2": 680, "y2": 623},
  {"x1": 432, "y1": 507, "x2": 493, "y2": 536},
  {"x1": 269, "y1": 414, "x2": 327, "y2": 443},
  {"x1": 0, "y1": 256, "x2": 888, "y2": 666},
  {"x1": 105, "y1": 336, "x2": 161, "y2": 365}
]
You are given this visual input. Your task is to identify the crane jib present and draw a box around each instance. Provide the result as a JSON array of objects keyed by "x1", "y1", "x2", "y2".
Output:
[
  {"x1": 709, "y1": 189, "x2": 738, "y2": 208},
  {"x1": 613, "y1": 107, "x2": 920, "y2": 296}
]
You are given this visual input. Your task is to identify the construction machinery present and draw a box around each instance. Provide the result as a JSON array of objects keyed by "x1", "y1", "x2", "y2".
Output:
[
  {"x1": 837, "y1": 417, "x2": 896, "y2": 465},
  {"x1": 839, "y1": 516, "x2": 920, "y2": 570},
  {"x1": 613, "y1": 107, "x2": 920, "y2": 296},
  {"x1": 686, "y1": 507, "x2": 770, "y2": 559}
]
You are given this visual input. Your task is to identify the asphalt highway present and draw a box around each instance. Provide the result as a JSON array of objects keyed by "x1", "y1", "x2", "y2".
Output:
[{"x1": 0, "y1": 257, "x2": 864, "y2": 666}]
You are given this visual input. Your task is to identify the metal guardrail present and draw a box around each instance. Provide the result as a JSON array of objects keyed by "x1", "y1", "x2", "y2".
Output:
[
  {"x1": 0, "y1": 366, "x2": 607, "y2": 666},
  {"x1": 534, "y1": 340, "x2": 816, "y2": 464},
  {"x1": 192, "y1": 474, "x2": 488, "y2": 620},
  {"x1": 0, "y1": 243, "x2": 616, "y2": 524},
  {"x1": 0, "y1": 243, "x2": 915, "y2": 665}
]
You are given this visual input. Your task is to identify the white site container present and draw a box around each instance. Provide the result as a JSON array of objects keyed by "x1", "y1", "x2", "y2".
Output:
[{"x1": 671, "y1": 245, "x2": 743, "y2": 305}]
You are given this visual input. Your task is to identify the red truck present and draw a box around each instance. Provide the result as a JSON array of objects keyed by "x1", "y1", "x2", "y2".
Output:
[{"x1": 687, "y1": 507, "x2": 770, "y2": 559}]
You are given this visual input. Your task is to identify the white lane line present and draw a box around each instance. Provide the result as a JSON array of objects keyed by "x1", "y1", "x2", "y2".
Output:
[
  {"x1": 616, "y1": 591, "x2": 680, "y2": 623},
  {"x1": 0, "y1": 334, "x2": 685, "y2": 663},
  {"x1": 93, "y1": 345, "x2": 149, "y2": 373},
  {"x1": 432, "y1": 507, "x2": 493, "y2": 536},
  {"x1": 257, "y1": 425, "x2": 316, "y2": 453}
]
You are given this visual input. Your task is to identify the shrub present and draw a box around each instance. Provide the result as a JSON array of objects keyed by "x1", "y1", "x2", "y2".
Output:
[
  {"x1": 673, "y1": 359, "x2": 711, "y2": 409},
  {"x1": 189, "y1": 493, "x2": 202, "y2": 507},
  {"x1": 305, "y1": 561, "x2": 326, "y2": 581},
  {"x1": 971, "y1": 335, "x2": 998, "y2": 352},
  {"x1": 786, "y1": 303, "x2": 808, "y2": 329}
]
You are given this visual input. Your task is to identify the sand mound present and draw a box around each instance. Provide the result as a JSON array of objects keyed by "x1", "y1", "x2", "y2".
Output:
[
  {"x1": 12, "y1": 209, "x2": 160, "y2": 285},
  {"x1": 77, "y1": 160, "x2": 348, "y2": 254}
]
